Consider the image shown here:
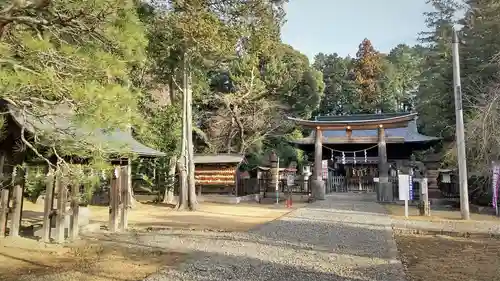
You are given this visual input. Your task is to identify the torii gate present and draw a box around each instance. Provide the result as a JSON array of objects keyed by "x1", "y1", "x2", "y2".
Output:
[{"x1": 287, "y1": 113, "x2": 418, "y2": 202}]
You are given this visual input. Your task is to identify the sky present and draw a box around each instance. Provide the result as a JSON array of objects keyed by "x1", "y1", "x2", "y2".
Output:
[{"x1": 281, "y1": 0, "x2": 433, "y2": 60}]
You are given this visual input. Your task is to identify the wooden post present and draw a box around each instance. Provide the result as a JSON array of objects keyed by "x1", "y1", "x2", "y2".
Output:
[
  {"x1": 69, "y1": 179, "x2": 80, "y2": 241},
  {"x1": 346, "y1": 126, "x2": 352, "y2": 139},
  {"x1": 266, "y1": 152, "x2": 278, "y2": 198},
  {"x1": 235, "y1": 171, "x2": 239, "y2": 197},
  {"x1": 419, "y1": 178, "x2": 431, "y2": 216},
  {"x1": 377, "y1": 125, "x2": 391, "y2": 202},
  {"x1": 0, "y1": 189, "x2": 9, "y2": 237},
  {"x1": 311, "y1": 127, "x2": 326, "y2": 200},
  {"x1": 54, "y1": 172, "x2": 68, "y2": 243},
  {"x1": 109, "y1": 167, "x2": 120, "y2": 232},
  {"x1": 42, "y1": 169, "x2": 55, "y2": 243},
  {"x1": 10, "y1": 171, "x2": 23, "y2": 237},
  {"x1": 119, "y1": 166, "x2": 129, "y2": 231},
  {"x1": 313, "y1": 127, "x2": 323, "y2": 181}
]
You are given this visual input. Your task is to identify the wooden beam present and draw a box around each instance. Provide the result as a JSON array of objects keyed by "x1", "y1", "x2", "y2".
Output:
[
  {"x1": 306, "y1": 122, "x2": 412, "y2": 130},
  {"x1": 109, "y1": 167, "x2": 120, "y2": 232},
  {"x1": 294, "y1": 136, "x2": 405, "y2": 145},
  {"x1": 119, "y1": 166, "x2": 129, "y2": 231},
  {"x1": 287, "y1": 114, "x2": 417, "y2": 129},
  {"x1": 54, "y1": 172, "x2": 68, "y2": 243},
  {"x1": 346, "y1": 126, "x2": 352, "y2": 138},
  {"x1": 69, "y1": 179, "x2": 80, "y2": 241},
  {"x1": 10, "y1": 167, "x2": 26, "y2": 238},
  {"x1": 9, "y1": 179, "x2": 23, "y2": 237},
  {"x1": 0, "y1": 153, "x2": 5, "y2": 179},
  {"x1": 314, "y1": 128, "x2": 323, "y2": 180},
  {"x1": 0, "y1": 189, "x2": 9, "y2": 237},
  {"x1": 377, "y1": 125, "x2": 391, "y2": 202},
  {"x1": 42, "y1": 169, "x2": 55, "y2": 243}
]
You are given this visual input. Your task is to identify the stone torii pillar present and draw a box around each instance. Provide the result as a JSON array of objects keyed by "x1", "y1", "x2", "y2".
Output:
[
  {"x1": 377, "y1": 124, "x2": 392, "y2": 202},
  {"x1": 311, "y1": 126, "x2": 326, "y2": 200}
]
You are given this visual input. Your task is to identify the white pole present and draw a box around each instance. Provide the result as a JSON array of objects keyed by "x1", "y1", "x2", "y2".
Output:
[
  {"x1": 452, "y1": 27, "x2": 470, "y2": 220},
  {"x1": 404, "y1": 199, "x2": 409, "y2": 218},
  {"x1": 276, "y1": 156, "x2": 280, "y2": 204}
]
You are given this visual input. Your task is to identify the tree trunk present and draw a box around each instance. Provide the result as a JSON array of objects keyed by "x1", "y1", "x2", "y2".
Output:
[
  {"x1": 176, "y1": 158, "x2": 188, "y2": 210},
  {"x1": 163, "y1": 155, "x2": 177, "y2": 204},
  {"x1": 226, "y1": 104, "x2": 246, "y2": 154},
  {"x1": 185, "y1": 61, "x2": 197, "y2": 210},
  {"x1": 177, "y1": 54, "x2": 189, "y2": 211},
  {"x1": 127, "y1": 161, "x2": 138, "y2": 208},
  {"x1": 168, "y1": 71, "x2": 175, "y2": 104}
]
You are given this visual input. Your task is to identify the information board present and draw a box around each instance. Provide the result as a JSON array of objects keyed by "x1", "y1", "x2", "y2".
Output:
[{"x1": 398, "y1": 174, "x2": 410, "y2": 201}]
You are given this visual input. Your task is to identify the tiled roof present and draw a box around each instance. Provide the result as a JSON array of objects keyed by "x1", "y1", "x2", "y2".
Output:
[
  {"x1": 292, "y1": 119, "x2": 439, "y2": 145},
  {"x1": 315, "y1": 112, "x2": 413, "y2": 122},
  {"x1": 7, "y1": 103, "x2": 165, "y2": 157}
]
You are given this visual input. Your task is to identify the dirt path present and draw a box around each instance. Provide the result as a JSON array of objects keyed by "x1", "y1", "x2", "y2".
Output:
[
  {"x1": 134, "y1": 193, "x2": 405, "y2": 281},
  {"x1": 1, "y1": 200, "x2": 300, "y2": 281}
]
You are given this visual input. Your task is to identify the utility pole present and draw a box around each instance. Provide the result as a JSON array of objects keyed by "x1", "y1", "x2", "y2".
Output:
[{"x1": 451, "y1": 27, "x2": 470, "y2": 220}]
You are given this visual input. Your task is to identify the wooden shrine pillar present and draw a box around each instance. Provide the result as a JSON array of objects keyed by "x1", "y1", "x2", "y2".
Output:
[
  {"x1": 119, "y1": 165, "x2": 129, "y2": 231},
  {"x1": 42, "y1": 168, "x2": 54, "y2": 243},
  {"x1": 377, "y1": 125, "x2": 392, "y2": 202},
  {"x1": 313, "y1": 127, "x2": 323, "y2": 180},
  {"x1": 109, "y1": 164, "x2": 131, "y2": 232},
  {"x1": 109, "y1": 166, "x2": 120, "y2": 232},
  {"x1": 10, "y1": 167, "x2": 25, "y2": 238},
  {"x1": 311, "y1": 127, "x2": 326, "y2": 200}
]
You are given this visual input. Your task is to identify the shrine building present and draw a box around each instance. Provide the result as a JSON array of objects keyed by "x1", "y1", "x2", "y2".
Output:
[{"x1": 288, "y1": 112, "x2": 440, "y2": 202}]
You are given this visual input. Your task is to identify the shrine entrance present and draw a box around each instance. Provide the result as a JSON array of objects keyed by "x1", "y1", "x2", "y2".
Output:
[
  {"x1": 288, "y1": 113, "x2": 439, "y2": 202},
  {"x1": 345, "y1": 165, "x2": 377, "y2": 192}
]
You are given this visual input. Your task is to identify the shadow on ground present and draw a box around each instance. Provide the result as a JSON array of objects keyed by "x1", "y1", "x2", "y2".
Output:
[
  {"x1": 0, "y1": 237, "x2": 188, "y2": 281},
  {"x1": 77, "y1": 232, "x2": 404, "y2": 281},
  {"x1": 145, "y1": 249, "x2": 401, "y2": 281}
]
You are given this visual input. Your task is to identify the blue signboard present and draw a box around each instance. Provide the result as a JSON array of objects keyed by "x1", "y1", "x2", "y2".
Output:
[{"x1": 408, "y1": 175, "x2": 413, "y2": 200}]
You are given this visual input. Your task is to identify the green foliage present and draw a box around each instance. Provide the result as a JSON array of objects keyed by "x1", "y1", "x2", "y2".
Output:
[
  {"x1": 415, "y1": 0, "x2": 460, "y2": 140},
  {"x1": 386, "y1": 44, "x2": 424, "y2": 111},
  {"x1": 24, "y1": 166, "x2": 47, "y2": 201},
  {"x1": 313, "y1": 40, "x2": 423, "y2": 116},
  {"x1": 352, "y1": 39, "x2": 385, "y2": 113},
  {"x1": 131, "y1": 0, "x2": 316, "y2": 180},
  {"x1": 313, "y1": 53, "x2": 358, "y2": 115},
  {"x1": 0, "y1": 0, "x2": 148, "y2": 164}
]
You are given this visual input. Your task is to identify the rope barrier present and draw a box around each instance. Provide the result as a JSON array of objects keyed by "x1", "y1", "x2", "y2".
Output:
[{"x1": 321, "y1": 143, "x2": 379, "y2": 154}]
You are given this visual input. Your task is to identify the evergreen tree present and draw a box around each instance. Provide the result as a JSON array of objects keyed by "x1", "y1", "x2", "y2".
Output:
[
  {"x1": 416, "y1": 0, "x2": 461, "y2": 139},
  {"x1": 352, "y1": 39, "x2": 385, "y2": 113},
  {"x1": 0, "y1": 0, "x2": 147, "y2": 163},
  {"x1": 313, "y1": 53, "x2": 358, "y2": 115}
]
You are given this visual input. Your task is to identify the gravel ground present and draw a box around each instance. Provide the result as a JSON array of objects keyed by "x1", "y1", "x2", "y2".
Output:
[
  {"x1": 391, "y1": 217, "x2": 500, "y2": 235},
  {"x1": 96, "y1": 193, "x2": 405, "y2": 281}
]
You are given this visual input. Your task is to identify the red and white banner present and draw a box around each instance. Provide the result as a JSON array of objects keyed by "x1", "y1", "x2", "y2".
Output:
[{"x1": 322, "y1": 160, "x2": 328, "y2": 179}]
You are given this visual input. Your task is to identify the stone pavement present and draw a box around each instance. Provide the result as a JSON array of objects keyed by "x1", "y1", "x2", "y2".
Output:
[{"x1": 140, "y1": 192, "x2": 406, "y2": 281}]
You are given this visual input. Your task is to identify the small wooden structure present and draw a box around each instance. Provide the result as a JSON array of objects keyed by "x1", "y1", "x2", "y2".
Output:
[
  {"x1": 193, "y1": 154, "x2": 245, "y2": 196},
  {"x1": 0, "y1": 101, "x2": 164, "y2": 242}
]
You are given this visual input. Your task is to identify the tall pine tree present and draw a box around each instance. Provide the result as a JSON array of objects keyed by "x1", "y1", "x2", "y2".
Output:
[
  {"x1": 352, "y1": 39, "x2": 385, "y2": 113},
  {"x1": 416, "y1": 0, "x2": 461, "y2": 140},
  {"x1": 313, "y1": 53, "x2": 357, "y2": 115}
]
